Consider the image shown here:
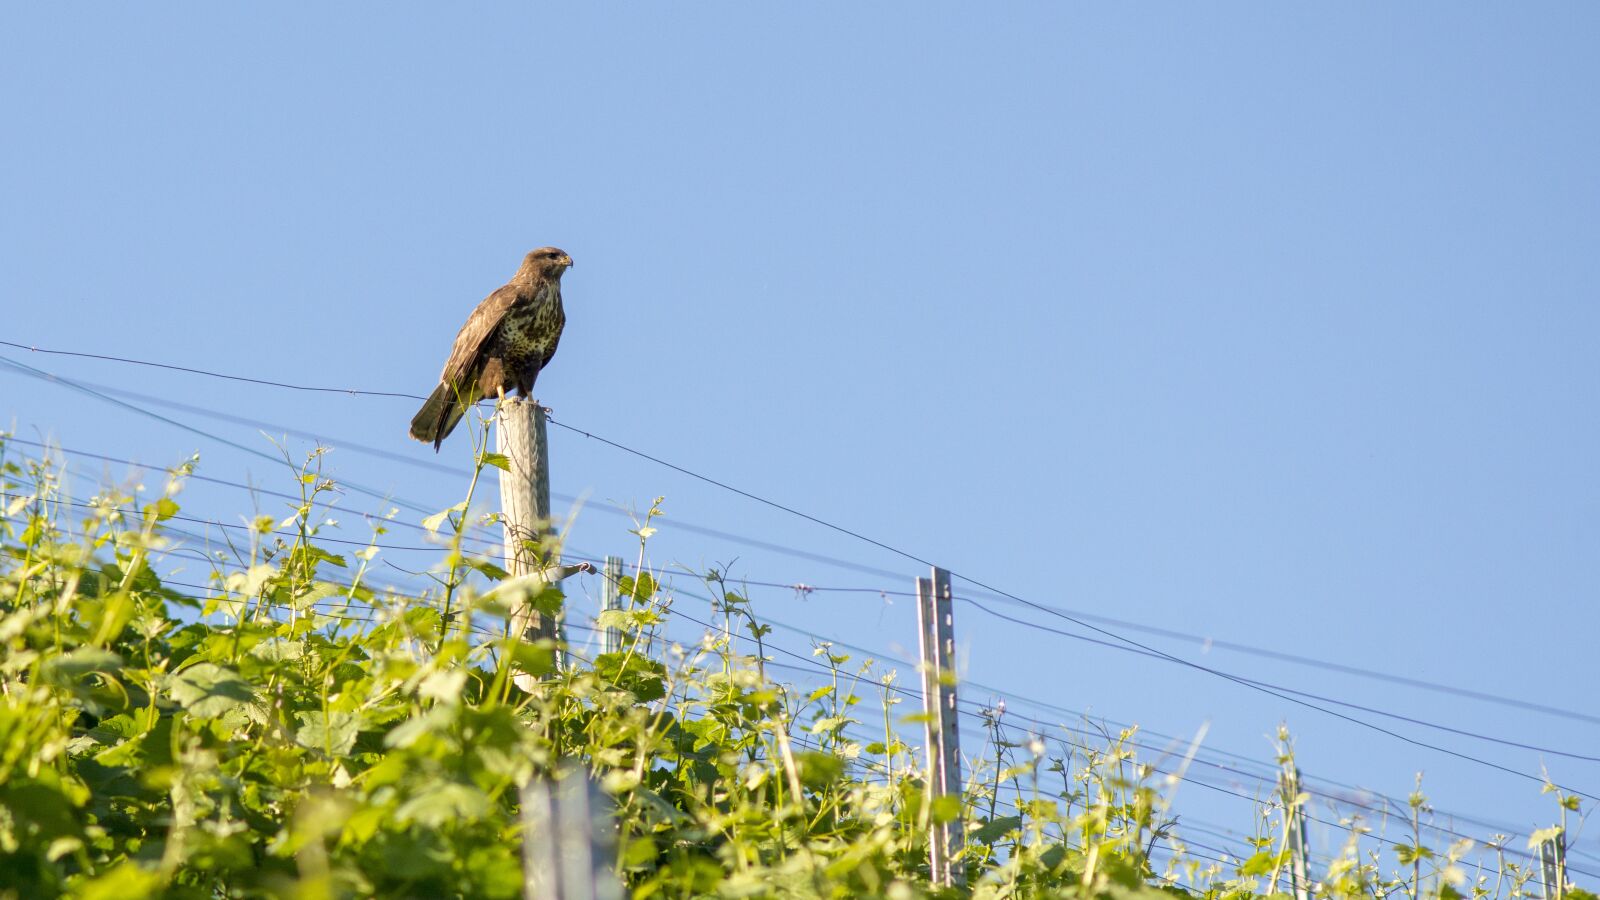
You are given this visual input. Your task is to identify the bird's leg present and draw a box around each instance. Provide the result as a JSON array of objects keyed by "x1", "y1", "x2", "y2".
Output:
[{"x1": 496, "y1": 384, "x2": 508, "y2": 411}]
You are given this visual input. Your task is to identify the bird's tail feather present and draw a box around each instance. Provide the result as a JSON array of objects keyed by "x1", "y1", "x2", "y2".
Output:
[{"x1": 408, "y1": 383, "x2": 472, "y2": 451}]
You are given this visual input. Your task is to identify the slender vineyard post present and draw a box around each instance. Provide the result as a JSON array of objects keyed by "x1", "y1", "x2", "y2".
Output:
[
  {"x1": 916, "y1": 566, "x2": 966, "y2": 889},
  {"x1": 496, "y1": 398, "x2": 560, "y2": 686},
  {"x1": 1280, "y1": 763, "x2": 1311, "y2": 900},
  {"x1": 601, "y1": 555, "x2": 624, "y2": 654},
  {"x1": 1539, "y1": 831, "x2": 1566, "y2": 900}
]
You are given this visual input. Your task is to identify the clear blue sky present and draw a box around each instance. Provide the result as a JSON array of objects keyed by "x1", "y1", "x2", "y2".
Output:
[{"x1": 4, "y1": 4, "x2": 1597, "y2": 866}]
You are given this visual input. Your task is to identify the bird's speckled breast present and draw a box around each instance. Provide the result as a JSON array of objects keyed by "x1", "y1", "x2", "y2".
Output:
[{"x1": 497, "y1": 283, "x2": 563, "y2": 363}]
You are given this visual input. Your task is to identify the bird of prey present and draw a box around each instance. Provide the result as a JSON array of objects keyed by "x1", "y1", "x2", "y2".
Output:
[{"x1": 408, "y1": 247, "x2": 573, "y2": 450}]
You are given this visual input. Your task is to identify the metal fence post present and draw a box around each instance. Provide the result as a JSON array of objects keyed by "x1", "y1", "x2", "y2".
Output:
[
  {"x1": 916, "y1": 566, "x2": 965, "y2": 888},
  {"x1": 1280, "y1": 763, "x2": 1311, "y2": 900},
  {"x1": 1539, "y1": 830, "x2": 1566, "y2": 900},
  {"x1": 601, "y1": 555, "x2": 624, "y2": 654}
]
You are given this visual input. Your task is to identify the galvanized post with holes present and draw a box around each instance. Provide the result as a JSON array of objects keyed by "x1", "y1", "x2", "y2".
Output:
[
  {"x1": 522, "y1": 768, "x2": 625, "y2": 900},
  {"x1": 601, "y1": 555, "x2": 625, "y2": 654},
  {"x1": 916, "y1": 566, "x2": 965, "y2": 888},
  {"x1": 1280, "y1": 763, "x2": 1311, "y2": 900},
  {"x1": 1539, "y1": 830, "x2": 1566, "y2": 900}
]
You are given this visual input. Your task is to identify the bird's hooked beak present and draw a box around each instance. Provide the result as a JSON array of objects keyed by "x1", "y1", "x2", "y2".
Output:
[{"x1": 560, "y1": 254, "x2": 574, "y2": 268}]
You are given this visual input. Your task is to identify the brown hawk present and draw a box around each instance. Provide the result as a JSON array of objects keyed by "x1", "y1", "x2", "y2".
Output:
[{"x1": 408, "y1": 247, "x2": 573, "y2": 449}]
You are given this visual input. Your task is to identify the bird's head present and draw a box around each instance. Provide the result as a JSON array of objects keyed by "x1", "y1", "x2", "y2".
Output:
[{"x1": 522, "y1": 247, "x2": 574, "y2": 280}]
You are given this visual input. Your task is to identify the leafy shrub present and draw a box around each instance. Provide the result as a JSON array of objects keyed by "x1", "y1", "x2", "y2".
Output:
[{"x1": 0, "y1": 438, "x2": 1580, "y2": 899}]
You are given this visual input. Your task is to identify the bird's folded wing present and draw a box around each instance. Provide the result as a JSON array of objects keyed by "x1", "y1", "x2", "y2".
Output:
[{"x1": 438, "y1": 284, "x2": 520, "y2": 384}]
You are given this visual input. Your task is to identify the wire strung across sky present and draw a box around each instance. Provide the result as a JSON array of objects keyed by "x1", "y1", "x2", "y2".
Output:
[
  {"x1": 0, "y1": 339, "x2": 431, "y2": 400},
  {"x1": 0, "y1": 369, "x2": 911, "y2": 581},
  {"x1": 10, "y1": 394, "x2": 1599, "y2": 744},
  {"x1": 6, "y1": 359, "x2": 1595, "y2": 750},
  {"x1": 955, "y1": 596, "x2": 1600, "y2": 762},
  {"x1": 3, "y1": 342, "x2": 1597, "y2": 812},
  {"x1": 0, "y1": 489, "x2": 462, "y2": 556},
  {"x1": 0, "y1": 434, "x2": 505, "y2": 553},
  {"x1": 591, "y1": 549, "x2": 1600, "y2": 763},
  {"x1": 949, "y1": 585, "x2": 1600, "y2": 728},
  {"x1": 0, "y1": 355, "x2": 442, "y2": 521}
]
